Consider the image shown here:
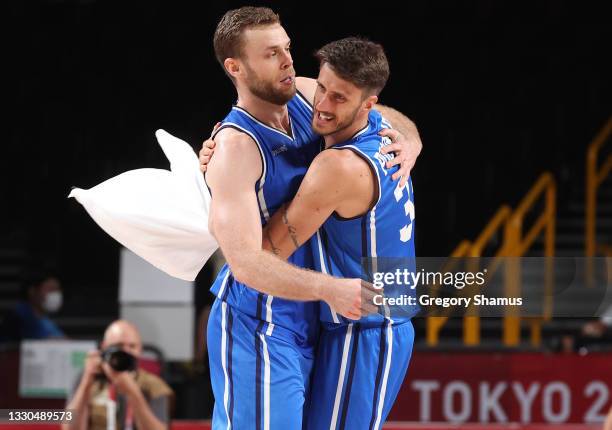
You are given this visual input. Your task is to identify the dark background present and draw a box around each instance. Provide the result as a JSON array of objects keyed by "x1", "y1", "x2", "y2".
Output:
[{"x1": 3, "y1": 0, "x2": 611, "y2": 294}]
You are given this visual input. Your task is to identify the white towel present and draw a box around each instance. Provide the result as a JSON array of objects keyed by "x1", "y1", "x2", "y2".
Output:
[{"x1": 69, "y1": 129, "x2": 219, "y2": 281}]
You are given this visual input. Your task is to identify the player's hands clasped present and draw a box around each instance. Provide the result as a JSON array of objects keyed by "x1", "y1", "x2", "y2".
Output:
[{"x1": 323, "y1": 278, "x2": 380, "y2": 321}]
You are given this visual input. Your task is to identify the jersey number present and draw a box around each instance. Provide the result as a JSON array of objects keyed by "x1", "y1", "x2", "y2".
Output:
[{"x1": 394, "y1": 181, "x2": 415, "y2": 242}]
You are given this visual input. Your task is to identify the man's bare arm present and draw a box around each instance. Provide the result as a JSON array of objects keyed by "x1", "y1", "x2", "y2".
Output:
[
  {"x1": 62, "y1": 350, "x2": 101, "y2": 430},
  {"x1": 374, "y1": 103, "x2": 420, "y2": 139},
  {"x1": 375, "y1": 104, "x2": 419, "y2": 140},
  {"x1": 127, "y1": 389, "x2": 167, "y2": 430},
  {"x1": 376, "y1": 104, "x2": 422, "y2": 182},
  {"x1": 262, "y1": 149, "x2": 375, "y2": 260},
  {"x1": 260, "y1": 149, "x2": 379, "y2": 317},
  {"x1": 62, "y1": 379, "x2": 90, "y2": 430},
  {"x1": 207, "y1": 129, "x2": 365, "y2": 319},
  {"x1": 262, "y1": 150, "x2": 347, "y2": 259},
  {"x1": 295, "y1": 76, "x2": 317, "y2": 104}
]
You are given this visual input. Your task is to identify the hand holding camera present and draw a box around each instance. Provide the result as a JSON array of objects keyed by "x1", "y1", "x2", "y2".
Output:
[
  {"x1": 100, "y1": 345, "x2": 138, "y2": 372},
  {"x1": 99, "y1": 345, "x2": 139, "y2": 395},
  {"x1": 83, "y1": 350, "x2": 103, "y2": 383},
  {"x1": 100, "y1": 345, "x2": 138, "y2": 395}
]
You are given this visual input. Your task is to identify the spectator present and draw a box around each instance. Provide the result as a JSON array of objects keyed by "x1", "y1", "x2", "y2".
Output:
[
  {"x1": 582, "y1": 305, "x2": 612, "y2": 339},
  {"x1": 63, "y1": 320, "x2": 173, "y2": 430},
  {"x1": 0, "y1": 269, "x2": 65, "y2": 341},
  {"x1": 574, "y1": 307, "x2": 612, "y2": 351},
  {"x1": 576, "y1": 306, "x2": 612, "y2": 352}
]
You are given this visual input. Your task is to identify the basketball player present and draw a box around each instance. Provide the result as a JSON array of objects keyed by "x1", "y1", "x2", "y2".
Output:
[
  {"x1": 257, "y1": 37, "x2": 417, "y2": 429},
  {"x1": 205, "y1": 7, "x2": 420, "y2": 430}
]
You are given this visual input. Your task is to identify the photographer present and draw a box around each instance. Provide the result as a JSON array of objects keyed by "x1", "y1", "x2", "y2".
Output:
[{"x1": 63, "y1": 320, "x2": 173, "y2": 430}]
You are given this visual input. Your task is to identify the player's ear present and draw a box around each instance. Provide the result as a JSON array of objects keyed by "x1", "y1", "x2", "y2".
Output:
[
  {"x1": 363, "y1": 94, "x2": 378, "y2": 111},
  {"x1": 224, "y1": 58, "x2": 241, "y2": 79}
]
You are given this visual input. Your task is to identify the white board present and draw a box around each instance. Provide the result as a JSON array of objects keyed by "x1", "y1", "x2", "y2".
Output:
[
  {"x1": 121, "y1": 304, "x2": 194, "y2": 361},
  {"x1": 19, "y1": 340, "x2": 97, "y2": 398},
  {"x1": 119, "y1": 248, "x2": 193, "y2": 304}
]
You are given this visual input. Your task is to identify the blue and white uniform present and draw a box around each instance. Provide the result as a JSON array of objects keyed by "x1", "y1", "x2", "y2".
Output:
[
  {"x1": 307, "y1": 109, "x2": 417, "y2": 430},
  {"x1": 207, "y1": 91, "x2": 321, "y2": 430}
]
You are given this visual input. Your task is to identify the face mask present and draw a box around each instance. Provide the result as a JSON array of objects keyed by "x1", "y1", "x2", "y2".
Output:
[{"x1": 42, "y1": 291, "x2": 63, "y2": 313}]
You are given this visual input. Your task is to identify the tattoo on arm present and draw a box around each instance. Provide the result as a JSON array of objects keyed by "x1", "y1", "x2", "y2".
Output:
[
  {"x1": 282, "y1": 207, "x2": 300, "y2": 250},
  {"x1": 264, "y1": 231, "x2": 281, "y2": 256}
]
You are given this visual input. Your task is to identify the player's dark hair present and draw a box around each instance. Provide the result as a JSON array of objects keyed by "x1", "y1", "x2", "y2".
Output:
[
  {"x1": 315, "y1": 37, "x2": 389, "y2": 96},
  {"x1": 213, "y1": 7, "x2": 281, "y2": 79}
]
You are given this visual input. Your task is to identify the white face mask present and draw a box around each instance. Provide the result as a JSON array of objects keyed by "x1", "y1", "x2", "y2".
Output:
[{"x1": 42, "y1": 291, "x2": 63, "y2": 313}]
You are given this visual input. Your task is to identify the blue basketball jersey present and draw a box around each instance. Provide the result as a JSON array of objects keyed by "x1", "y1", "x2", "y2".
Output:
[
  {"x1": 209, "y1": 91, "x2": 322, "y2": 344},
  {"x1": 313, "y1": 109, "x2": 417, "y2": 325}
]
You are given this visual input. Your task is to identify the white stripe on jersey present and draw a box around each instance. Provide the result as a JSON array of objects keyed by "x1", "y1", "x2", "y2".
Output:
[
  {"x1": 217, "y1": 270, "x2": 231, "y2": 308},
  {"x1": 329, "y1": 324, "x2": 354, "y2": 430},
  {"x1": 316, "y1": 230, "x2": 340, "y2": 323},
  {"x1": 259, "y1": 332, "x2": 272, "y2": 430},
  {"x1": 369, "y1": 208, "x2": 378, "y2": 262},
  {"x1": 353, "y1": 122, "x2": 371, "y2": 139},
  {"x1": 265, "y1": 295, "x2": 275, "y2": 336},
  {"x1": 221, "y1": 301, "x2": 232, "y2": 430},
  {"x1": 232, "y1": 106, "x2": 294, "y2": 142},
  {"x1": 295, "y1": 91, "x2": 314, "y2": 112},
  {"x1": 373, "y1": 321, "x2": 394, "y2": 430}
]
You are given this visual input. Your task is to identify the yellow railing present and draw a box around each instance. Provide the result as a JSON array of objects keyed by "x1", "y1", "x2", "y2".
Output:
[
  {"x1": 471, "y1": 206, "x2": 513, "y2": 258},
  {"x1": 464, "y1": 205, "x2": 512, "y2": 345},
  {"x1": 586, "y1": 116, "x2": 612, "y2": 257},
  {"x1": 426, "y1": 206, "x2": 511, "y2": 346},
  {"x1": 503, "y1": 172, "x2": 556, "y2": 257},
  {"x1": 426, "y1": 173, "x2": 556, "y2": 348},
  {"x1": 426, "y1": 240, "x2": 471, "y2": 346},
  {"x1": 502, "y1": 172, "x2": 556, "y2": 346},
  {"x1": 428, "y1": 117, "x2": 612, "y2": 346}
]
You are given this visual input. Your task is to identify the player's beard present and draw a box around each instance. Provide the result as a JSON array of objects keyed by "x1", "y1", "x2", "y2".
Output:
[
  {"x1": 312, "y1": 104, "x2": 361, "y2": 137},
  {"x1": 244, "y1": 63, "x2": 296, "y2": 106}
]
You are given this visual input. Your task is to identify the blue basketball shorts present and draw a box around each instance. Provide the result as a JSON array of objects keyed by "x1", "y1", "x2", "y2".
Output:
[
  {"x1": 207, "y1": 298, "x2": 316, "y2": 430},
  {"x1": 305, "y1": 319, "x2": 414, "y2": 430}
]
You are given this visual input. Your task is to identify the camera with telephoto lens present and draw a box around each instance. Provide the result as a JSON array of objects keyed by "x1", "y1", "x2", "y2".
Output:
[{"x1": 100, "y1": 345, "x2": 137, "y2": 372}]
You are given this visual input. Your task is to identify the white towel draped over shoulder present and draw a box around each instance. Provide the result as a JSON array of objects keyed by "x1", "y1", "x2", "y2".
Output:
[{"x1": 69, "y1": 129, "x2": 219, "y2": 281}]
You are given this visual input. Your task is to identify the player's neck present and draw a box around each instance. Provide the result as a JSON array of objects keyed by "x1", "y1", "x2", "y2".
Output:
[
  {"x1": 236, "y1": 92, "x2": 290, "y2": 134},
  {"x1": 324, "y1": 116, "x2": 369, "y2": 148}
]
